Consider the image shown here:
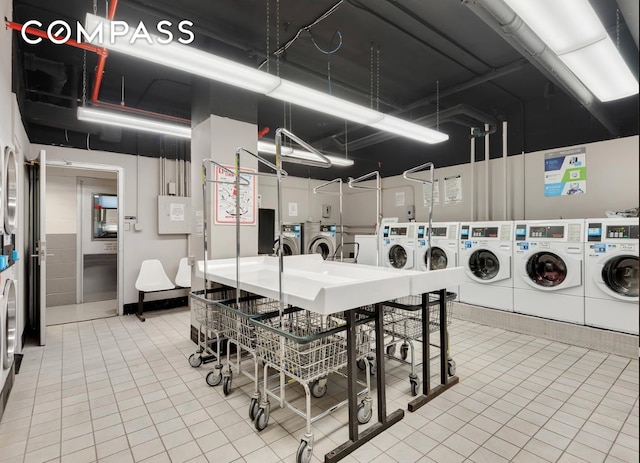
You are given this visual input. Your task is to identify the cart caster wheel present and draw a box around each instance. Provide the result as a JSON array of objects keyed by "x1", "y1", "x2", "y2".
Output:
[
  {"x1": 410, "y1": 379, "x2": 419, "y2": 397},
  {"x1": 223, "y1": 376, "x2": 232, "y2": 396},
  {"x1": 296, "y1": 440, "x2": 313, "y2": 463},
  {"x1": 254, "y1": 407, "x2": 269, "y2": 431},
  {"x1": 400, "y1": 343, "x2": 409, "y2": 361},
  {"x1": 206, "y1": 370, "x2": 222, "y2": 387},
  {"x1": 448, "y1": 359, "x2": 457, "y2": 377},
  {"x1": 249, "y1": 398, "x2": 259, "y2": 421},
  {"x1": 188, "y1": 353, "x2": 203, "y2": 368},
  {"x1": 357, "y1": 358, "x2": 367, "y2": 371},
  {"x1": 386, "y1": 344, "x2": 396, "y2": 356},
  {"x1": 311, "y1": 381, "x2": 327, "y2": 398},
  {"x1": 357, "y1": 401, "x2": 373, "y2": 424}
]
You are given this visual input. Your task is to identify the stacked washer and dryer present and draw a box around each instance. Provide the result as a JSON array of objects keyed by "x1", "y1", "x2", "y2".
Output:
[
  {"x1": 1, "y1": 144, "x2": 20, "y2": 414},
  {"x1": 512, "y1": 220, "x2": 586, "y2": 324},
  {"x1": 458, "y1": 221, "x2": 515, "y2": 311},
  {"x1": 584, "y1": 218, "x2": 638, "y2": 334}
]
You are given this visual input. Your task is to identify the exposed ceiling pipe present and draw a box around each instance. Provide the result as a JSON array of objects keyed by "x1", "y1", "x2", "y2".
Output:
[
  {"x1": 313, "y1": 60, "x2": 523, "y2": 150},
  {"x1": 463, "y1": 0, "x2": 621, "y2": 137},
  {"x1": 326, "y1": 104, "x2": 497, "y2": 151},
  {"x1": 617, "y1": 0, "x2": 639, "y2": 49},
  {"x1": 91, "y1": 0, "x2": 119, "y2": 102}
]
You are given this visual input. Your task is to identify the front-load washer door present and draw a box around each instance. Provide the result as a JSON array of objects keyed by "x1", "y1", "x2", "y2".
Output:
[
  {"x1": 523, "y1": 251, "x2": 581, "y2": 291},
  {"x1": 388, "y1": 244, "x2": 412, "y2": 269},
  {"x1": 467, "y1": 249, "x2": 509, "y2": 283},
  {"x1": 308, "y1": 237, "x2": 335, "y2": 260},
  {"x1": 595, "y1": 254, "x2": 639, "y2": 301},
  {"x1": 426, "y1": 246, "x2": 448, "y2": 270},
  {"x1": 3, "y1": 279, "x2": 16, "y2": 369},
  {"x1": 274, "y1": 238, "x2": 299, "y2": 256}
]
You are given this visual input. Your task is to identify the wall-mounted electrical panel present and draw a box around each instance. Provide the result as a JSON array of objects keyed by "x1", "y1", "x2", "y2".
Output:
[{"x1": 158, "y1": 196, "x2": 191, "y2": 234}]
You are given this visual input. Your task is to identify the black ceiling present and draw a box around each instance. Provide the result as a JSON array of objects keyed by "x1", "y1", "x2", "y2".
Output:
[{"x1": 11, "y1": 0, "x2": 639, "y2": 180}]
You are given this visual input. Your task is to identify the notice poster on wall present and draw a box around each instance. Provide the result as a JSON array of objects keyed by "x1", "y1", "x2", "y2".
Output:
[
  {"x1": 444, "y1": 175, "x2": 462, "y2": 205},
  {"x1": 214, "y1": 166, "x2": 256, "y2": 225},
  {"x1": 544, "y1": 147, "x2": 587, "y2": 196},
  {"x1": 395, "y1": 191, "x2": 405, "y2": 207},
  {"x1": 423, "y1": 180, "x2": 440, "y2": 207}
]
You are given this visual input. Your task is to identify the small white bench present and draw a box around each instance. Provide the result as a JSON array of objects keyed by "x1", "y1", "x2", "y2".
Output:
[{"x1": 134, "y1": 258, "x2": 191, "y2": 322}]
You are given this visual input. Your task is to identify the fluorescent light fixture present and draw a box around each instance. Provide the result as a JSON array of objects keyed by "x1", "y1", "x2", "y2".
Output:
[
  {"x1": 257, "y1": 140, "x2": 354, "y2": 167},
  {"x1": 77, "y1": 106, "x2": 192, "y2": 138},
  {"x1": 267, "y1": 80, "x2": 384, "y2": 126},
  {"x1": 372, "y1": 114, "x2": 449, "y2": 144},
  {"x1": 84, "y1": 14, "x2": 448, "y2": 145},
  {"x1": 504, "y1": 0, "x2": 638, "y2": 102}
]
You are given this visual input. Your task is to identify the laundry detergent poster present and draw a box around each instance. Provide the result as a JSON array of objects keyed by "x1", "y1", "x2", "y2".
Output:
[
  {"x1": 214, "y1": 165, "x2": 256, "y2": 225},
  {"x1": 544, "y1": 147, "x2": 586, "y2": 197}
]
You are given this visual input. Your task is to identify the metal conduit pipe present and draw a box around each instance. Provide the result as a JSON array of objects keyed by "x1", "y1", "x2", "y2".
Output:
[
  {"x1": 503, "y1": 121, "x2": 508, "y2": 220},
  {"x1": 484, "y1": 123, "x2": 490, "y2": 221},
  {"x1": 464, "y1": 0, "x2": 620, "y2": 137},
  {"x1": 470, "y1": 127, "x2": 475, "y2": 221}
]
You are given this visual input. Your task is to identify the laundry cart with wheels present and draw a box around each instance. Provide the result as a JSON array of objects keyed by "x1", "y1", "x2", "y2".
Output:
[{"x1": 381, "y1": 291, "x2": 457, "y2": 396}]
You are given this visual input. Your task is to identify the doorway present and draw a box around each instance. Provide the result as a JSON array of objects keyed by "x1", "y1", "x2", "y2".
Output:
[
  {"x1": 27, "y1": 154, "x2": 125, "y2": 343},
  {"x1": 46, "y1": 168, "x2": 119, "y2": 325}
]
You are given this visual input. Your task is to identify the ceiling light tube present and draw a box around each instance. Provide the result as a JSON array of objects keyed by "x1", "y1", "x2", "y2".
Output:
[
  {"x1": 257, "y1": 140, "x2": 354, "y2": 167},
  {"x1": 372, "y1": 114, "x2": 450, "y2": 144},
  {"x1": 504, "y1": 0, "x2": 638, "y2": 101},
  {"x1": 77, "y1": 106, "x2": 192, "y2": 138},
  {"x1": 267, "y1": 80, "x2": 384, "y2": 125},
  {"x1": 84, "y1": 14, "x2": 448, "y2": 145}
]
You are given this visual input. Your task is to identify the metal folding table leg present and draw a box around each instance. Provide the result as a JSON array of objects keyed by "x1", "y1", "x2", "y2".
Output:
[
  {"x1": 325, "y1": 304, "x2": 404, "y2": 463},
  {"x1": 408, "y1": 289, "x2": 459, "y2": 412}
]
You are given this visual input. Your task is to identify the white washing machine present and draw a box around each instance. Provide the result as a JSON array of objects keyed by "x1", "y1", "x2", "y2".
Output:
[
  {"x1": 305, "y1": 223, "x2": 337, "y2": 260},
  {"x1": 416, "y1": 222, "x2": 460, "y2": 297},
  {"x1": 459, "y1": 221, "x2": 514, "y2": 311},
  {"x1": 1, "y1": 267, "x2": 17, "y2": 407},
  {"x1": 513, "y1": 219, "x2": 585, "y2": 324},
  {"x1": 379, "y1": 222, "x2": 416, "y2": 270},
  {"x1": 584, "y1": 218, "x2": 638, "y2": 334},
  {"x1": 273, "y1": 223, "x2": 304, "y2": 256}
]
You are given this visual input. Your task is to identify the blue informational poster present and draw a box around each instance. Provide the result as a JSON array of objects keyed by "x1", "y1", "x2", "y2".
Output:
[{"x1": 544, "y1": 147, "x2": 587, "y2": 197}]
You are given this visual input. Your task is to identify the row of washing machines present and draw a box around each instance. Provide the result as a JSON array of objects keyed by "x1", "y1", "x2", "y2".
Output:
[{"x1": 379, "y1": 218, "x2": 639, "y2": 335}]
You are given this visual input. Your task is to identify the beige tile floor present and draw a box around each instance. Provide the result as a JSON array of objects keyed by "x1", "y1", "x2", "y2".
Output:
[
  {"x1": 46, "y1": 300, "x2": 118, "y2": 326},
  {"x1": 0, "y1": 307, "x2": 637, "y2": 463}
]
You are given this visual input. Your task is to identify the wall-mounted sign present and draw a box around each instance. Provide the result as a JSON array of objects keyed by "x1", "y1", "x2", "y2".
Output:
[
  {"x1": 214, "y1": 166, "x2": 256, "y2": 225},
  {"x1": 423, "y1": 179, "x2": 440, "y2": 207},
  {"x1": 395, "y1": 191, "x2": 405, "y2": 207},
  {"x1": 444, "y1": 175, "x2": 462, "y2": 205},
  {"x1": 544, "y1": 147, "x2": 587, "y2": 196}
]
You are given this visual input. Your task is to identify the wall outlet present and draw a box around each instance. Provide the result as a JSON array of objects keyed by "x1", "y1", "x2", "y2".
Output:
[
  {"x1": 167, "y1": 182, "x2": 177, "y2": 195},
  {"x1": 134, "y1": 223, "x2": 144, "y2": 231},
  {"x1": 407, "y1": 204, "x2": 415, "y2": 221},
  {"x1": 322, "y1": 204, "x2": 331, "y2": 218}
]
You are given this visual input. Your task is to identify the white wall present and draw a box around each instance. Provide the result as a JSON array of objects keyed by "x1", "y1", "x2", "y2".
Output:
[
  {"x1": 34, "y1": 145, "x2": 189, "y2": 304},
  {"x1": 259, "y1": 176, "x2": 345, "y2": 227},
  {"x1": 342, "y1": 136, "x2": 639, "y2": 227}
]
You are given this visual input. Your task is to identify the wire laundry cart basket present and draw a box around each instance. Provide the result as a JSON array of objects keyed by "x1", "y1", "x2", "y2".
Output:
[
  {"x1": 379, "y1": 292, "x2": 457, "y2": 396},
  {"x1": 188, "y1": 288, "x2": 235, "y2": 386},
  {"x1": 216, "y1": 295, "x2": 283, "y2": 398},
  {"x1": 250, "y1": 307, "x2": 375, "y2": 463}
]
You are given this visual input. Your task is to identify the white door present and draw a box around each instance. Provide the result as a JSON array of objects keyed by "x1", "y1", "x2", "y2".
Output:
[{"x1": 32, "y1": 149, "x2": 47, "y2": 345}]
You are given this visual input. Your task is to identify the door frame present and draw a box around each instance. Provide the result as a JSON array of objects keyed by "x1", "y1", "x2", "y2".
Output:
[{"x1": 46, "y1": 161, "x2": 125, "y2": 316}]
